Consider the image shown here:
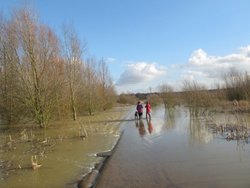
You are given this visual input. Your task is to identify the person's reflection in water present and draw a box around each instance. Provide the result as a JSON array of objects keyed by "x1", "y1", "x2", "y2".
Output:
[
  {"x1": 138, "y1": 119, "x2": 146, "y2": 137},
  {"x1": 135, "y1": 119, "x2": 139, "y2": 128},
  {"x1": 146, "y1": 119, "x2": 153, "y2": 134}
]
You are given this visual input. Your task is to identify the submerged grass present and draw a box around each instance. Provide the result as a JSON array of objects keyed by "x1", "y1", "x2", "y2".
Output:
[{"x1": 0, "y1": 105, "x2": 131, "y2": 187}]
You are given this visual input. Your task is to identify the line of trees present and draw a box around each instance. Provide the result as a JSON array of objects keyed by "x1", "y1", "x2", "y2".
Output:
[
  {"x1": 157, "y1": 69, "x2": 250, "y2": 116},
  {"x1": 0, "y1": 8, "x2": 116, "y2": 127}
]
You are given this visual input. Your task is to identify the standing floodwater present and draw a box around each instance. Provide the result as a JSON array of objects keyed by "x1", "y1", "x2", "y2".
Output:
[
  {"x1": 96, "y1": 105, "x2": 250, "y2": 188},
  {"x1": 0, "y1": 106, "x2": 130, "y2": 188}
]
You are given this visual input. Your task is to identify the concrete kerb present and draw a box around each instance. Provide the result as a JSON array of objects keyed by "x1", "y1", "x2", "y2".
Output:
[{"x1": 77, "y1": 130, "x2": 125, "y2": 188}]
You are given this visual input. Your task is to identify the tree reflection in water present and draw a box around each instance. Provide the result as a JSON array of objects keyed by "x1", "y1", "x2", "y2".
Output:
[{"x1": 189, "y1": 118, "x2": 214, "y2": 144}]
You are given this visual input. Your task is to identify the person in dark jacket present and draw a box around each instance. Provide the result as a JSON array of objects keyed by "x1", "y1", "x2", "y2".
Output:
[{"x1": 136, "y1": 101, "x2": 143, "y2": 119}]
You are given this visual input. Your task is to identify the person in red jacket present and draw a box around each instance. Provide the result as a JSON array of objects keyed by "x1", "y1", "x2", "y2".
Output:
[{"x1": 145, "y1": 101, "x2": 151, "y2": 119}]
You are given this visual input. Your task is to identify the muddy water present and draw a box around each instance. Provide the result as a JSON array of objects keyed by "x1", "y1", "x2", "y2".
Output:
[
  {"x1": 0, "y1": 106, "x2": 130, "y2": 188},
  {"x1": 96, "y1": 106, "x2": 250, "y2": 188}
]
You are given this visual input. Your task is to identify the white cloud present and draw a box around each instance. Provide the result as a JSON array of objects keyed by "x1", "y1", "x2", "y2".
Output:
[
  {"x1": 116, "y1": 62, "x2": 167, "y2": 86},
  {"x1": 185, "y1": 46, "x2": 250, "y2": 88},
  {"x1": 115, "y1": 45, "x2": 250, "y2": 93},
  {"x1": 188, "y1": 49, "x2": 213, "y2": 66},
  {"x1": 189, "y1": 46, "x2": 250, "y2": 68},
  {"x1": 239, "y1": 45, "x2": 250, "y2": 57}
]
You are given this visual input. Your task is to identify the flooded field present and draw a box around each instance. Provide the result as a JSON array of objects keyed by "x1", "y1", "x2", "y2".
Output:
[
  {"x1": 96, "y1": 105, "x2": 250, "y2": 188},
  {"x1": 0, "y1": 106, "x2": 130, "y2": 188}
]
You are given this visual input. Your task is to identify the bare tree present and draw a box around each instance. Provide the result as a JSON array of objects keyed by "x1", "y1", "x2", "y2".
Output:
[
  {"x1": 83, "y1": 57, "x2": 98, "y2": 115},
  {"x1": 158, "y1": 83, "x2": 175, "y2": 109},
  {"x1": 181, "y1": 80, "x2": 215, "y2": 117},
  {"x1": 62, "y1": 24, "x2": 85, "y2": 120},
  {"x1": 0, "y1": 12, "x2": 28, "y2": 124},
  {"x1": 0, "y1": 14, "x2": 18, "y2": 123},
  {"x1": 4, "y1": 8, "x2": 63, "y2": 127},
  {"x1": 97, "y1": 58, "x2": 116, "y2": 110},
  {"x1": 0, "y1": 7, "x2": 117, "y2": 127}
]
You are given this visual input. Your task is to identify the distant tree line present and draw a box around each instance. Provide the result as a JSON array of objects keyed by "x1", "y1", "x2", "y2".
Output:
[
  {"x1": 0, "y1": 8, "x2": 116, "y2": 127},
  {"x1": 118, "y1": 69, "x2": 250, "y2": 117},
  {"x1": 158, "y1": 69, "x2": 250, "y2": 116}
]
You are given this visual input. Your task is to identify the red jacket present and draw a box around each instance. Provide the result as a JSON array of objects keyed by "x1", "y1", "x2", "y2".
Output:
[{"x1": 145, "y1": 103, "x2": 151, "y2": 113}]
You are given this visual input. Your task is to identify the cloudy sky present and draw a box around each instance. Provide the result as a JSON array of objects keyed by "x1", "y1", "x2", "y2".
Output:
[{"x1": 1, "y1": 0, "x2": 250, "y2": 93}]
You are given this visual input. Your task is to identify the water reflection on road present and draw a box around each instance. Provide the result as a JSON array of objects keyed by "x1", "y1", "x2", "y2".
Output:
[{"x1": 96, "y1": 105, "x2": 250, "y2": 188}]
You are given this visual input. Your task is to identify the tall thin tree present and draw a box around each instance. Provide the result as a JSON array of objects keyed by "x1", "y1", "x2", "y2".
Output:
[{"x1": 62, "y1": 25, "x2": 84, "y2": 120}]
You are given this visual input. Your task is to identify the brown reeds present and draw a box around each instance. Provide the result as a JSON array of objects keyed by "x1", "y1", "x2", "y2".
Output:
[{"x1": 181, "y1": 80, "x2": 217, "y2": 117}]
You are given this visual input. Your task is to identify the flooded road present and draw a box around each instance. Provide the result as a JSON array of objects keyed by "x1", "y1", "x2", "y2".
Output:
[{"x1": 96, "y1": 106, "x2": 250, "y2": 188}]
